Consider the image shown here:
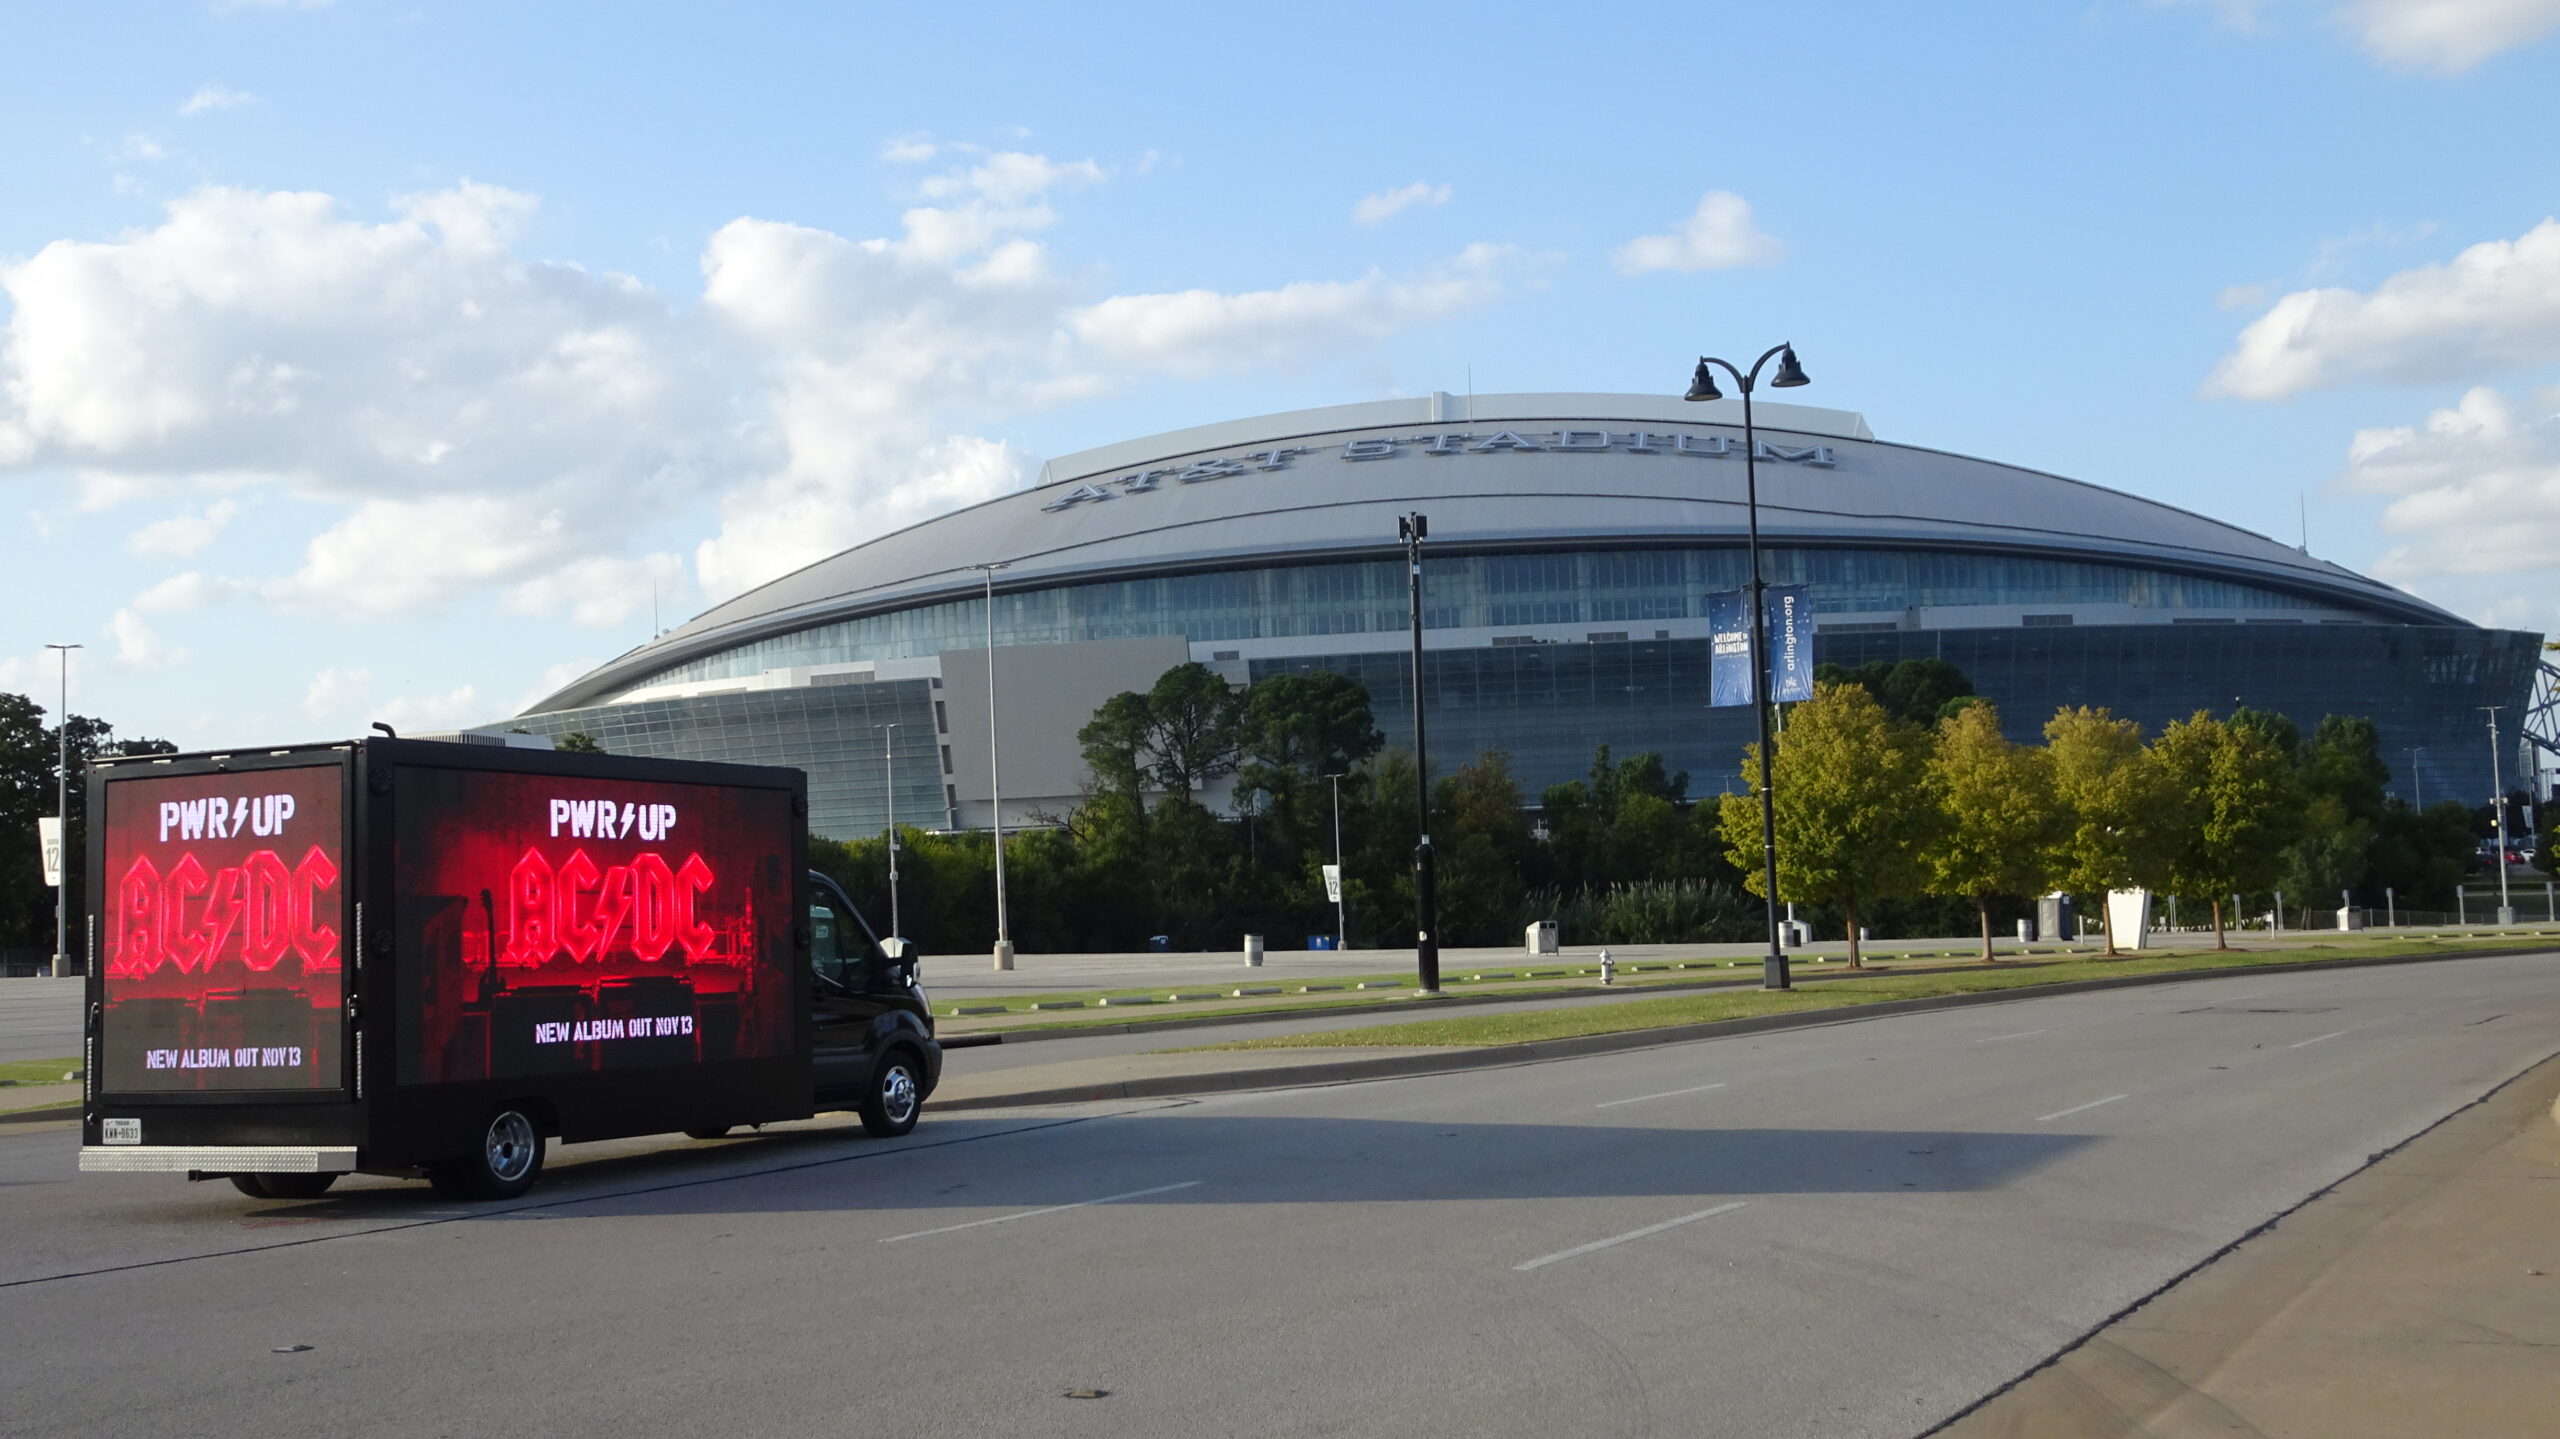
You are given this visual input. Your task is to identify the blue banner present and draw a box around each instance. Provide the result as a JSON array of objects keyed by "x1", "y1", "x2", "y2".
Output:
[
  {"x1": 1764, "y1": 584, "x2": 1815, "y2": 703},
  {"x1": 1707, "y1": 589, "x2": 1753, "y2": 707}
]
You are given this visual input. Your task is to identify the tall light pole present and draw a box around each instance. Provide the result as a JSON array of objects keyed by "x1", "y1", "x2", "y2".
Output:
[
  {"x1": 1685, "y1": 343, "x2": 1811, "y2": 991},
  {"x1": 45, "y1": 644, "x2": 81, "y2": 978},
  {"x1": 1325, "y1": 771, "x2": 1349, "y2": 950},
  {"x1": 2486, "y1": 706, "x2": 2513, "y2": 924},
  {"x1": 881, "y1": 722, "x2": 901, "y2": 940},
  {"x1": 1398, "y1": 513, "x2": 1441, "y2": 996},
  {"x1": 973, "y1": 563, "x2": 1014, "y2": 969},
  {"x1": 2406, "y1": 747, "x2": 2425, "y2": 808}
]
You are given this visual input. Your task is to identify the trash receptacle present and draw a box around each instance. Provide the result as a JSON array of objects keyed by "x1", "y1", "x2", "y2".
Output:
[
  {"x1": 1243, "y1": 934, "x2": 1264, "y2": 965},
  {"x1": 1148, "y1": 934, "x2": 1170, "y2": 953},
  {"x1": 2017, "y1": 917, "x2": 2036, "y2": 944},
  {"x1": 1524, "y1": 920, "x2": 1559, "y2": 957}
]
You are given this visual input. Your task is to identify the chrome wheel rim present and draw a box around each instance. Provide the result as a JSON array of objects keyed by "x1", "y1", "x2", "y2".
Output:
[
  {"x1": 880, "y1": 1065, "x2": 918, "y2": 1126},
  {"x1": 486, "y1": 1111, "x2": 537, "y2": 1182}
]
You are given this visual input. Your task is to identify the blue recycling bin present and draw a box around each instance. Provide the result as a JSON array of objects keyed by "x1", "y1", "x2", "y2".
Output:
[{"x1": 1148, "y1": 934, "x2": 1171, "y2": 953}]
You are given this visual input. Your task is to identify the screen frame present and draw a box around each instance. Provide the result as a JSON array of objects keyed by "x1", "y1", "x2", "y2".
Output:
[{"x1": 86, "y1": 746, "x2": 360, "y2": 1106}]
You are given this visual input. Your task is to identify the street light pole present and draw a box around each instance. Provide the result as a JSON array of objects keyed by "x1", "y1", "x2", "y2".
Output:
[
  {"x1": 974, "y1": 562, "x2": 1014, "y2": 969},
  {"x1": 1325, "y1": 771, "x2": 1349, "y2": 950},
  {"x1": 1398, "y1": 512, "x2": 1441, "y2": 996},
  {"x1": 2486, "y1": 706, "x2": 2513, "y2": 924},
  {"x1": 881, "y1": 722, "x2": 901, "y2": 940},
  {"x1": 1685, "y1": 344, "x2": 1811, "y2": 991},
  {"x1": 45, "y1": 643, "x2": 81, "y2": 978}
]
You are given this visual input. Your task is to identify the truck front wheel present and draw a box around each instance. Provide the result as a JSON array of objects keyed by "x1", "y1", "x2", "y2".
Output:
[
  {"x1": 858, "y1": 1049, "x2": 923, "y2": 1138},
  {"x1": 430, "y1": 1106, "x2": 546, "y2": 1200}
]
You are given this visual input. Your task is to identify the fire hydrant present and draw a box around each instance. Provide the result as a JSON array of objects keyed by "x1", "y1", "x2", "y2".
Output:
[{"x1": 1599, "y1": 949, "x2": 1615, "y2": 985}]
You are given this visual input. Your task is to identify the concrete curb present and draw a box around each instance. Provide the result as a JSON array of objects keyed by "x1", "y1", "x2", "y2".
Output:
[
  {"x1": 0, "y1": 1104, "x2": 78, "y2": 1127},
  {"x1": 929, "y1": 942, "x2": 2556, "y2": 1113}
]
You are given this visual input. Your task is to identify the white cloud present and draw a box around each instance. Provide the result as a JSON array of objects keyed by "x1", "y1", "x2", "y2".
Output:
[
  {"x1": 303, "y1": 666, "x2": 372, "y2": 719},
  {"x1": 180, "y1": 85, "x2": 259, "y2": 116},
  {"x1": 1613, "y1": 191, "x2": 1783, "y2": 275},
  {"x1": 506, "y1": 552, "x2": 685, "y2": 629},
  {"x1": 2206, "y1": 217, "x2": 2560, "y2": 398},
  {"x1": 2338, "y1": 385, "x2": 2560, "y2": 632},
  {"x1": 2218, "y1": 283, "x2": 2273, "y2": 310},
  {"x1": 1069, "y1": 243, "x2": 1515, "y2": 374},
  {"x1": 917, "y1": 151, "x2": 1104, "y2": 204},
  {"x1": 880, "y1": 135, "x2": 937, "y2": 164},
  {"x1": 107, "y1": 608, "x2": 183, "y2": 669},
  {"x1": 518, "y1": 658, "x2": 602, "y2": 712},
  {"x1": 2339, "y1": 0, "x2": 2560, "y2": 70},
  {"x1": 1351, "y1": 182, "x2": 1451, "y2": 226},
  {"x1": 378, "y1": 683, "x2": 484, "y2": 732},
  {"x1": 300, "y1": 664, "x2": 485, "y2": 732},
  {"x1": 128, "y1": 498, "x2": 239, "y2": 556}
]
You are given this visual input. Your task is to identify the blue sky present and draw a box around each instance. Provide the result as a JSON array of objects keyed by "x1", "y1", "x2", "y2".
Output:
[{"x1": 4, "y1": 0, "x2": 2558, "y2": 746}]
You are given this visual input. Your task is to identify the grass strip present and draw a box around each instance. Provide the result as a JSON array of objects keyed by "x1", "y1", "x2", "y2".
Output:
[
  {"x1": 0, "y1": 1057, "x2": 81, "y2": 1087},
  {"x1": 1182, "y1": 936, "x2": 2555, "y2": 1051}
]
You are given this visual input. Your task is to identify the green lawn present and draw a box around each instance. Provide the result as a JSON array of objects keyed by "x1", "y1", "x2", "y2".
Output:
[
  {"x1": 0, "y1": 1057, "x2": 80, "y2": 1087},
  {"x1": 1183, "y1": 935, "x2": 2558, "y2": 1051}
]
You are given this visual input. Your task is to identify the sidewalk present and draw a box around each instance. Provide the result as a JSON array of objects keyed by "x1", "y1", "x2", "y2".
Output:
[{"x1": 1937, "y1": 1051, "x2": 2560, "y2": 1438}]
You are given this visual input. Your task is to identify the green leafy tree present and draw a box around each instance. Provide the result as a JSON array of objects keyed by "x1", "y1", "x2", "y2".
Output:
[
  {"x1": 1923, "y1": 702, "x2": 2060, "y2": 961},
  {"x1": 2281, "y1": 715, "x2": 2390, "y2": 906},
  {"x1": 1432, "y1": 752, "x2": 1536, "y2": 946},
  {"x1": 2152, "y1": 711, "x2": 2302, "y2": 948},
  {"x1": 1138, "y1": 663, "x2": 1244, "y2": 801},
  {"x1": 1813, "y1": 658, "x2": 1978, "y2": 725},
  {"x1": 2367, "y1": 799, "x2": 2481, "y2": 911},
  {"x1": 1233, "y1": 670, "x2": 1383, "y2": 875},
  {"x1": 1718, "y1": 682, "x2": 1936, "y2": 967},
  {"x1": 2044, "y1": 706, "x2": 2179, "y2": 956},
  {"x1": 1077, "y1": 690, "x2": 1154, "y2": 807},
  {"x1": 554, "y1": 730, "x2": 604, "y2": 754}
]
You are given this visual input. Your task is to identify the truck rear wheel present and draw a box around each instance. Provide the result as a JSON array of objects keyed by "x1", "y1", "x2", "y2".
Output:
[
  {"x1": 430, "y1": 1106, "x2": 546, "y2": 1200},
  {"x1": 858, "y1": 1049, "x2": 923, "y2": 1138},
  {"x1": 228, "y1": 1173, "x2": 338, "y2": 1200}
]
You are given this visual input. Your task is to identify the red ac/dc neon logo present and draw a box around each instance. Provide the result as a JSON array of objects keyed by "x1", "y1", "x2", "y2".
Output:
[
  {"x1": 506, "y1": 848, "x2": 719, "y2": 965},
  {"x1": 114, "y1": 848, "x2": 342, "y2": 976}
]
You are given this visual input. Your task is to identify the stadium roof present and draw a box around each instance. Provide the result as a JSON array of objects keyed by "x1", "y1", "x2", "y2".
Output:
[{"x1": 532, "y1": 393, "x2": 2460, "y2": 712}]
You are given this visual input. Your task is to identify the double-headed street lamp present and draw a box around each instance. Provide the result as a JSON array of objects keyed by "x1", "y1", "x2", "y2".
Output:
[
  {"x1": 46, "y1": 643, "x2": 81, "y2": 978},
  {"x1": 1684, "y1": 343, "x2": 1810, "y2": 991}
]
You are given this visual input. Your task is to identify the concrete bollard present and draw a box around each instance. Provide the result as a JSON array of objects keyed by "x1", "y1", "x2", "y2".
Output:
[
  {"x1": 992, "y1": 939, "x2": 1014, "y2": 972},
  {"x1": 1243, "y1": 934, "x2": 1264, "y2": 967}
]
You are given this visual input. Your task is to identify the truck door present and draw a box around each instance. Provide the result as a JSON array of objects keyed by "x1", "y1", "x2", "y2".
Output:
[{"x1": 807, "y1": 882, "x2": 887, "y2": 1096}]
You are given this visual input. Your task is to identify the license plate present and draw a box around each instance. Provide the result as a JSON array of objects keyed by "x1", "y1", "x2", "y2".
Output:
[{"x1": 100, "y1": 1118, "x2": 141, "y2": 1145}]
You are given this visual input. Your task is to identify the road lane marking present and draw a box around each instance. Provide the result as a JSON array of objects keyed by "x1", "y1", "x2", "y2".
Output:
[
  {"x1": 1975, "y1": 1029, "x2": 2047, "y2": 1044},
  {"x1": 2290, "y1": 1030, "x2": 2351, "y2": 1049},
  {"x1": 1595, "y1": 1081, "x2": 1728, "y2": 1109},
  {"x1": 2037, "y1": 1094, "x2": 2129, "y2": 1123},
  {"x1": 878, "y1": 1181, "x2": 1202, "y2": 1244},
  {"x1": 1514, "y1": 1202, "x2": 1748, "y2": 1272}
]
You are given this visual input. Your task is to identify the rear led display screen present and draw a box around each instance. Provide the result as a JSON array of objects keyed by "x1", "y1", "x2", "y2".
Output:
[
  {"x1": 394, "y1": 768, "x2": 794, "y2": 1084},
  {"x1": 99, "y1": 765, "x2": 348, "y2": 1093}
]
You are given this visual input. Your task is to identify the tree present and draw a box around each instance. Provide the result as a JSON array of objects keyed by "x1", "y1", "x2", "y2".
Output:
[
  {"x1": 2152, "y1": 711, "x2": 2302, "y2": 948},
  {"x1": 1923, "y1": 702, "x2": 2060, "y2": 961},
  {"x1": 1234, "y1": 670, "x2": 1382, "y2": 861},
  {"x1": 1814, "y1": 658, "x2": 1978, "y2": 725},
  {"x1": 1077, "y1": 690, "x2": 1154, "y2": 806},
  {"x1": 0, "y1": 695, "x2": 178, "y2": 953},
  {"x1": 2281, "y1": 715, "x2": 2390, "y2": 906},
  {"x1": 1541, "y1": 745, "x2": 1693, "y2": 889},
  {"x1": 2044, "y1": 707, "x2": 2178, "y2": 957},
  {"x1": 1718, "y1": 682, "x2": 1936, "y2": 967},
  {"x1": 1432, "y1": 752, "x2": 1536, "y2": 946},
  {"x1": 1139, "y1": 663, "x2": 1244, "y2": 800},
  {"x1": 554, "y1": 731, "x2": 604, "y2": 754}
]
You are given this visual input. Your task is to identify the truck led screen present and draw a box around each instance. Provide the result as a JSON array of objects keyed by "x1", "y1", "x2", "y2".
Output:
[
  {"x1": 98, "y1": 764, "x2": 348, "y2": 1093},
  {"x1": 393, "y1": 768, "x2": 795, "y2": 1084}
]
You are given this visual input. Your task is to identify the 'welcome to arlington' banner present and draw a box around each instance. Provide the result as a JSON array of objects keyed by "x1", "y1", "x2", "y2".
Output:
[{"x1": 1707, "y1": 585, "x2": 1815, "y2": 707}]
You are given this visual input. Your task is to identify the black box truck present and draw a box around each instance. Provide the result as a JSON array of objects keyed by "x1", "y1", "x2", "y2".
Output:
[{"x1": 76, "y1": 735, "x2": 939, "y2": 1201}]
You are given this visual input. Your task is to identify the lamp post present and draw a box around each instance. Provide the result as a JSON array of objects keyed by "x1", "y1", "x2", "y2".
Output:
[
  {"x1": 2406, "y1": 747, "x2": 2425, "y2": 808},
  {"x1": 2486, "y1": 706, "x2": 2513, "y2": 924},
  {"x1": 1684, "y1": 343, "x2": 1811, "y2": 991},
  {"x1": 881, "y1": 723, "x2": 901, "y2": 941},
  {"x1": 1325, "y1": 771, "x2": 1349, "y2": 950},
  {"x1": 45, "y1": 643, "x2": 81, "y2": 978},
  {"x1": 1398, "y1": 512, "x2": 1441, "y2": 996},
  {"x1": 973, "y1": 562, "x2": 1014, "y2": 969}
]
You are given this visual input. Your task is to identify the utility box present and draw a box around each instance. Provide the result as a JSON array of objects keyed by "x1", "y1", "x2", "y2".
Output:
[
  {"x1": 1780, "y1": 920, "x2": 1811, "y2": 949},
  {"x1": 1524, "y1": 920, "x2": 1559, "y2": 957},
  {"x1": 2037, "y1": 894, "x2": 2075, "y2": 945},
  {"x1": 2336, "y1": 908, "x2": 2365, "y2": 932}
]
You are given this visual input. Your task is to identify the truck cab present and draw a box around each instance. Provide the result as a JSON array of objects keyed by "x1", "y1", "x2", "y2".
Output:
[{"x1": 798, "y1": 871, "x2": 940, "y2": 1138}]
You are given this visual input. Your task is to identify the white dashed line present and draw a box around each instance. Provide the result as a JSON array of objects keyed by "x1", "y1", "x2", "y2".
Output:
[
  {"x1": 2037, "y1": 1094, "x2": 2129, "y2": 1123},
  {"x1": 878, "y1": 1181, "x2": 1202, "y2": 1244},
  {"x1": 1595, "y1": 1081, "x2": 1728, "y2": 1109},
  {"x1": 1515, "y1": 1202, "x2": 1748, "y2": 1272},
  {"x1": 2290, "y1": 1030, "x2": 2351, "y2": 1049},
  {"x1": 1974, "y1": 1029, "x2": 2047, "y2": 1044}
]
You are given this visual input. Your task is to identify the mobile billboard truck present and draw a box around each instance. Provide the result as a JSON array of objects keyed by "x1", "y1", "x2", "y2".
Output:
[{"x1": 78, "y1": 737, "x2": 938, "y2": 1201}]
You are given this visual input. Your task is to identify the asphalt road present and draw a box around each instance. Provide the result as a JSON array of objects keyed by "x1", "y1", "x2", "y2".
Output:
[{"x1": 4, "y1": 953, "x2": 2556, "y2": 1438}]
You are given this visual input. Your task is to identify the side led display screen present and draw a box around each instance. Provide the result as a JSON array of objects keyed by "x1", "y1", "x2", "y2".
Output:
[
  {"x1": 393, "y1": 768, "x2": 794, "y2": 1084},
  {"x1": 98, "y1": 765, "x2": 348, "y2": 1093}
]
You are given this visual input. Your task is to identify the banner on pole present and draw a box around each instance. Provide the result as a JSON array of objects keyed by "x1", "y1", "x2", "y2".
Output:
[
  {"x1": 1707, "y1": 589, "x2": 1753, "y2": 707},
  {"x1": 37, "y1": 816, "x2": 62, "y2": 889},
  {"x1": 1764, "y1": 584, "x2": 1815, "y2": 703},
  {"x1": 1321, "y1": 864, "x2": 1343, "y2": 903}
]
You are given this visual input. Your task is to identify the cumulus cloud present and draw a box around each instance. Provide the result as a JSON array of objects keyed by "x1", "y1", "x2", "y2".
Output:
[
  {"x1": 302, "y1": 665, "x2": 371, "y2": 720},
  {"x1": 1614, "y1": 191, "x2": 1782, "y2": 276},
  {"x1": 2330, "y1": 385, "x2": 2560, "y2": 635},
  {"x1": 180, "y1": 85, "x2": 258, "y2": 116},
  {"x1": 300, "y1": 664, "x2": 484, "y2": 732},
  {"x1": 879, "y1": 135, "x2": 937, "y2": 164},
  {"x1": 5, "y1": 149, "x2": 1520, "y2": 629},
  {"x1": 108, "y1": 608, "x2": 183, "y2": 669},
  {"x1": 2205, "y1": 217, "x2": 2560, "y2": 398},
  {"x1": 1351, "y1": 182, "x2": 1451, "y2": 226},
  {"x1": 2340, "y1": 0, "x2": 2560, "y2": 70}
]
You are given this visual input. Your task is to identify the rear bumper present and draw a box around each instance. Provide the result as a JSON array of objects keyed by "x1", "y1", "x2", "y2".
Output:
[{"x1": 80, "y1": 1145, "x2": 359, "y2": 1175}]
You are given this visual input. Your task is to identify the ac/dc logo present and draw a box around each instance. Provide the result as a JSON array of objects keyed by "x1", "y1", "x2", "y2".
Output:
[
  {"x1": 113, "y1": 848, "x2": 342, "y2": 976},
  {"x1": 503, "y1": 848, "x2": 722, "y2": 965}
]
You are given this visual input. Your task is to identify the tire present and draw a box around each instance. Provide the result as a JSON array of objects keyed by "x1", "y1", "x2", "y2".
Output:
[
  {"x1": 229, "y1": 1174, "x2": 275, "y2": 1199},
  {"x1": 682, "y1": 1126, "x2": 732, "y2": 1141},
  {"x1": 257, "y1": 1173, "x2": 339, "y2": 1200},
  {"x1": 857, "y1": 1048, "x2": 924, "y2": 1138},
  {"x1": 429, "y1": 1106, "x2": 546, "y2": 1200}
]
